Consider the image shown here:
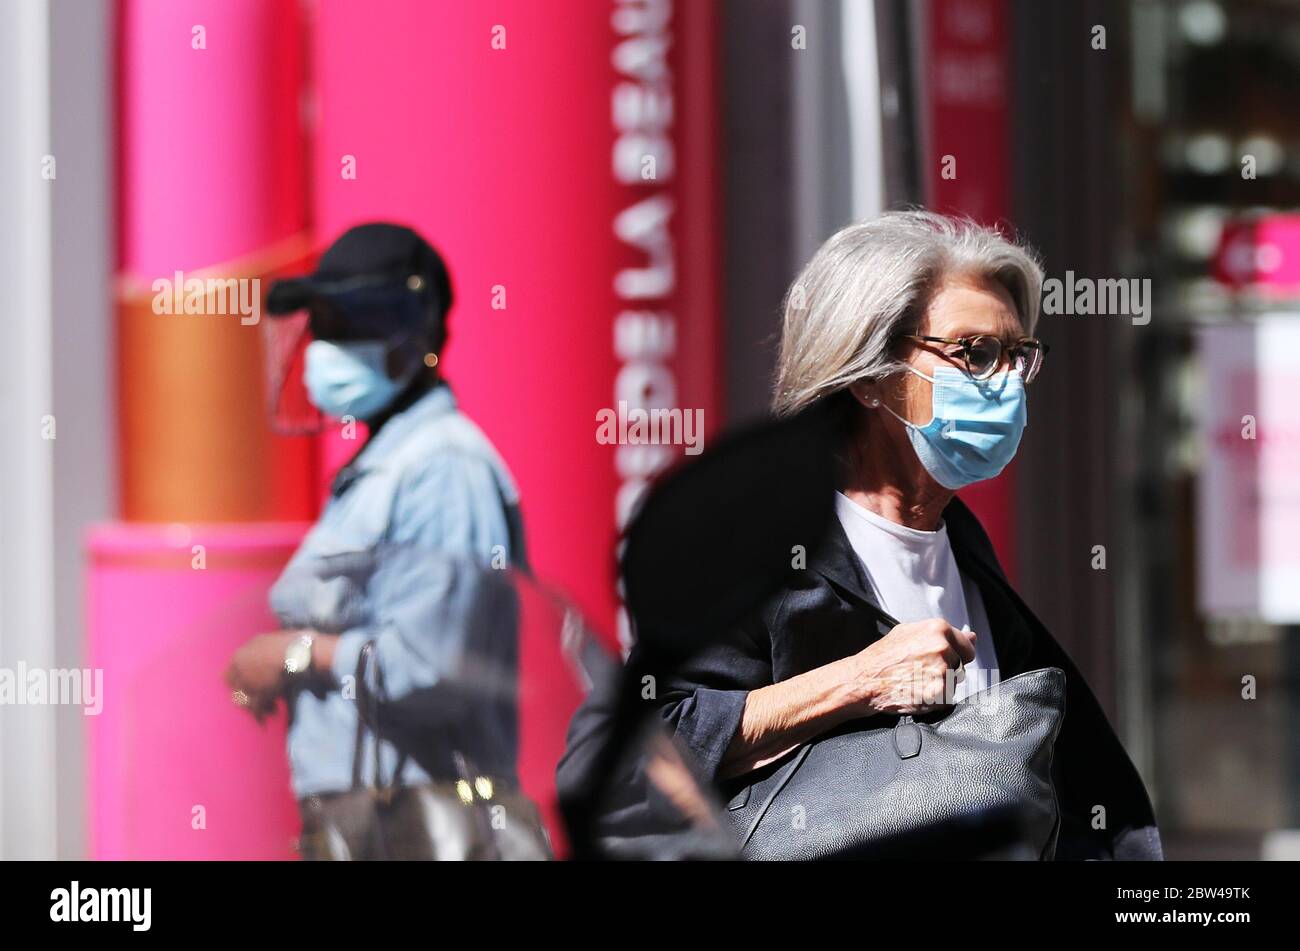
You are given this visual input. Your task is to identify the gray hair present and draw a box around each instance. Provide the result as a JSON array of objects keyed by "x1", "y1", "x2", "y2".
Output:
[{"x1": 772, "y1": 210, "x2": 1044, "y2": 416}]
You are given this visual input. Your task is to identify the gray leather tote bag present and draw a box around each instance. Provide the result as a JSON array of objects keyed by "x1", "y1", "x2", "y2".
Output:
[{"x1": 724, "y1": 666, "x2": 1066, "y2": 860}]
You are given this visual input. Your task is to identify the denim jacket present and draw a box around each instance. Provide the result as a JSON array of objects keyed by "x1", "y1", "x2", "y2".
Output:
[{"x1": 269, "y1": 384, "x2": 526, "y2": 797}]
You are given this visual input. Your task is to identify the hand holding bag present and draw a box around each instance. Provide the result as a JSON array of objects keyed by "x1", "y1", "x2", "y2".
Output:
[{"x1": 723, "y1": 661, "x2": 1066, "y2": 860}]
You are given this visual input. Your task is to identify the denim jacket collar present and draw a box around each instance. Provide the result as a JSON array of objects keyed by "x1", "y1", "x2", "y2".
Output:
[{"x1": 331, "y1": 384, "x2": 458, "y2": 498}]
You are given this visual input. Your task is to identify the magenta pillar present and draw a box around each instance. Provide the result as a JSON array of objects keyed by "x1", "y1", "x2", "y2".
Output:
[{"x1": 92, "y1": 0, "x2": 313, "y2": 859}]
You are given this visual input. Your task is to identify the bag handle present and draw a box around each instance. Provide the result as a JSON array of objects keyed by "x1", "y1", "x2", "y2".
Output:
[
  {"x1": 736, "y1": 744, "x2": 812, "y2": 851},
  {"x1": 350, "y1": 640, "x2": 395, "y2": 793}
]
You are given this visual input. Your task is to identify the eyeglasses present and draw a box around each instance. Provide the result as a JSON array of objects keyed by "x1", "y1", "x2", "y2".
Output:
[{"x1": 898, "y1": 334, "x2": 1050, "y2": 384}]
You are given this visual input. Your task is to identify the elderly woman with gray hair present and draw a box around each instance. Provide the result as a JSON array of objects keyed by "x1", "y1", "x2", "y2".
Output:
[{"x1": 651, "y1": 211, "x2": 1161, "y2": 860}]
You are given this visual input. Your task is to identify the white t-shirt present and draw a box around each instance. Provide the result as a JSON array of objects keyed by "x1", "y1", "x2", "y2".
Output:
[{"x1": 835, "y1": 492, "x2": 1000, "y2": 702}]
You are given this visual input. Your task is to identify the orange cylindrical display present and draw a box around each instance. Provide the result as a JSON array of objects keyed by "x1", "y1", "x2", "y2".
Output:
[{"x1": 117, "y1": 240, "x2": 315, "y2": 522}]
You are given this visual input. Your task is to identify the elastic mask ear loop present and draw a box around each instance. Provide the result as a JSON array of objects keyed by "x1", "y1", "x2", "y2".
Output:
[
  {"x1": 863, "y1": 363, "x2": 936, "y2": 429},
  {"x1": 903, "y1": 364, "x2": 940, "y2": 385},
  {"x1": 864, "y1": 393, "x2": 919, "y2": 430}
]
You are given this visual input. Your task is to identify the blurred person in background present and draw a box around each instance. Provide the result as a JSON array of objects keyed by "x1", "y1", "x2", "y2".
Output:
[
  {"x1": 651, "y1": 211, "x2": 1161, "y2": 859},
  {"x1": 223, "y1": 223, "x2": 541, "y2": 859}
]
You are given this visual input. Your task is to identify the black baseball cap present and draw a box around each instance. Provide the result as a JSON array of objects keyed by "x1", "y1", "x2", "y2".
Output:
[{"x1": 267, "y1": 222, "x2": 454, "y2": 347}]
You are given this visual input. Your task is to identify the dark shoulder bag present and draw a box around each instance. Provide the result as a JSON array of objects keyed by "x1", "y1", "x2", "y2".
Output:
[{"x1": 297, "y1": 641, "x2": 552, "y2": 861}]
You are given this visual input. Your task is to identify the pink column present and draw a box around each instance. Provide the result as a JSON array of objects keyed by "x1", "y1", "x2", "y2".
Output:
[{"x1": 90, "y1": 0, "x2": 313, "y2": 858}]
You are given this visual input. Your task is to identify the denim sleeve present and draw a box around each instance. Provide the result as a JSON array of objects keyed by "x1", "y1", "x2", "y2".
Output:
[{"x1": 330, "y1": 627, "x2": 372, "y2": 687}]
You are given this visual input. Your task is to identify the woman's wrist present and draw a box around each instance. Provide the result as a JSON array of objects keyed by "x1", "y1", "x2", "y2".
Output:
[{"x1": 839, "y1": 652, "x2": 880, "y2": 718}]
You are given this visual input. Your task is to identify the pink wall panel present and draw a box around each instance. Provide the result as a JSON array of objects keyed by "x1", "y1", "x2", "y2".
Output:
[
  {"x1": 309, "y1": 0, "x2": 722, "y2": 832},
  {"x1": 309, "y1": 0, "x2": 722, "y2": 638}
]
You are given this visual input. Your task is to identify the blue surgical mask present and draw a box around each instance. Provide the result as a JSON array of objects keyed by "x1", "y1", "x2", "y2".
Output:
[
  {"x1": 303, "y1": 339, "x2": 413, "y2": 421},
  {"x1": 877, "y1": 365, "x2": 1027, "y2": 490}
]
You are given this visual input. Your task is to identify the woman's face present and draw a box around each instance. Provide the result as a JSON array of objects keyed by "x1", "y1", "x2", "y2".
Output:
[{"x1": 884, "y1": 273, "x2": 1023, "y2": 426}]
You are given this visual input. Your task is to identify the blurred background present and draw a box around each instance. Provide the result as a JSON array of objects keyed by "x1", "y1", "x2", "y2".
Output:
[{"x1": 1, "y1": 0, "x2": 1298, "y2": 860}]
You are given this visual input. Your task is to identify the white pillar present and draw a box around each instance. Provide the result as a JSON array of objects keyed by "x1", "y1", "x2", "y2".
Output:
[
  {"x1": 790, "y1": 0, "x2": 887, "y2": 267},
  {"x1": 0, "y1": 0, "x2": 112, "y2": 860},
  {"x1": 0, "y1": 0, "x2": 57, "y2": 860},
  {"x1": 841, "y1": 0, "x2": 885, "y2": 221}
]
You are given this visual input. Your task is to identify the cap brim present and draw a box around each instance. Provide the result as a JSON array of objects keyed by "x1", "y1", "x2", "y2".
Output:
[{"x1": 266, "y1": 278, "x2": 321, "y2": 315}]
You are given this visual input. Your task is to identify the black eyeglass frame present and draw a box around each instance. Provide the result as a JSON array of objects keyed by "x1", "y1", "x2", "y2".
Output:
[{"x1": 897, "y1": 333, "x2": 1050, "y2": 383}]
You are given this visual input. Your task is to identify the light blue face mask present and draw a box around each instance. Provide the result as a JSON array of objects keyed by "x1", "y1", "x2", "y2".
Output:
[
  {"x1": 303, "y1": 339, "x2": 415, "y2": 421},
  {"x1": 876, "y1": 365, "x2": 1028, "y2": 490}
]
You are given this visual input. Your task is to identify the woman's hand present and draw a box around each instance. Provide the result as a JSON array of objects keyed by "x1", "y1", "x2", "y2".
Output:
[
  {"x1": 225, "y1": 630, "x2": 342, "y2": 723},
  {"x1": 719, "y1": 618, "x2": 976, "y2": 779},
  {"x1": 851, "y1": 618, "x2": 977, "y2": 715}
]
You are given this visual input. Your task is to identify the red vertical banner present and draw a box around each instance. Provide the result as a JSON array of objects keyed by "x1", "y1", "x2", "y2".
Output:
[{"x1": 921, "y1": 0, "x2": 1017, "y2": 579}]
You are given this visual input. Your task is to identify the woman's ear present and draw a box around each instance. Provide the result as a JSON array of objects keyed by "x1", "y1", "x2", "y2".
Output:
[{"x1": 848, "y1": 380, "x2": 882, "y2": 409}]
